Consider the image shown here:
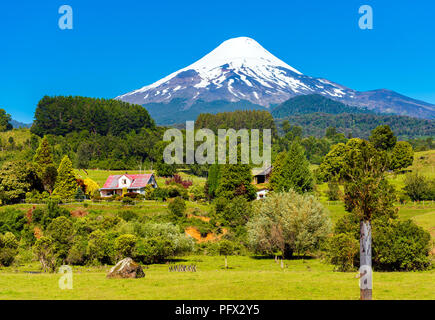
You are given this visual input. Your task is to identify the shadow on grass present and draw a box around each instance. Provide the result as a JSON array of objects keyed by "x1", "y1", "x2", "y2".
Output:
[{"x1": 250, "y1": 255, "x2": 315, "y2": 261}]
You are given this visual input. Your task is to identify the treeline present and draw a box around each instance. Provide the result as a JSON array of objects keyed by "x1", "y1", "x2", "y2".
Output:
[
  {"x1": 196, "y1": 110, "x2": 277, "y2": 135},
  {"x1": 276, "y1": 112, "x2": 435, "y2": 140},
  {"x1": 31, "y1": 96, "x2": 155, "y2": 137}
]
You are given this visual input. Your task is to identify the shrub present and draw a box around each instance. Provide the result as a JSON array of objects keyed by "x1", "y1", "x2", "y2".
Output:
[
  {"x1": 114, "y1": 234, "x2": 137, "y2": 259},
  {"x1": 0, "y1": 232, "x2": 19, "y2": 266},
  {"x1": 0, "y1": 208, "x2": 26, "y2": 237},
  {"x1": 87, "y1": 230, "x2": 113, "y2": 265},
  {"x1": 403, "y1": 172, "x2": 435, "y2": 201},
  {"x1": 121, "y1": 197, "x2": 135, "y2": 206},
  {"x1": 117, "y1": 210, "x2": 139, "y2": 222},
  {"x1": 168, "y1": 197, "x2": 186, "y2": 219},
  {"x1": 135, "y1": 237, "x2": 174, "y2": 264},
  {"x1": 212, "y1": 196, "x2": 252, "y2": 228},
  {"x1": 165, "y1": 174, "x2": 193, "y2": 189},
  {"x1": 124, "y1": 192, "x2": 140, "y2": 199},
  {"x1": 67, "y1": 236, "x2": 88, "y2": 265},
  {"x1": 372, "y1": 218, "x2": 432, "y2": 271},
  {"x1": 326, "y1": 233, "x2": 359, "y2": 271}
]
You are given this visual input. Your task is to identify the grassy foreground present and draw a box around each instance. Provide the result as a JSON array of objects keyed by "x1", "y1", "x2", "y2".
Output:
[{"x1": 0, "y1": 255, "x2": 434, "y2": 300}]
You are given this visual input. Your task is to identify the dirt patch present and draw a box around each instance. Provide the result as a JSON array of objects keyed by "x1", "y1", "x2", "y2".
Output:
[
  {"x1": 70, "y1": 209, "x2": 89, "y2": 217},
  {"x1": 185, "y1": 226, "x2": 227, "y2": 243}
]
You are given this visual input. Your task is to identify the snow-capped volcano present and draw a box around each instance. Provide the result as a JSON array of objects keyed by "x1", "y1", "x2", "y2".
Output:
[
  {"x1": 117, "y1": 37, "x2": 435, "y2": 122},
  {"x1": 117, "y1": 37, "x2": 350, "y2": 106}
]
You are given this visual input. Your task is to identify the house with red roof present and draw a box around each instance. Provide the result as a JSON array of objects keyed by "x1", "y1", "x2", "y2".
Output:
[{"x1": 99, "y1": 173, "x2": 158, "y2": 197}]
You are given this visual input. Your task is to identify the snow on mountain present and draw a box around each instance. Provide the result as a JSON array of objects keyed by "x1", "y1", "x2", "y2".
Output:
[{"x1": 117, "y1": 37, "x2": 435, "y2": 120}]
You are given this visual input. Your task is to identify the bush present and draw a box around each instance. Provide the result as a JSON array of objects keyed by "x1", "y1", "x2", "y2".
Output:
[
  {"x1": 0, "y1": 232, "x2": 19, "y2": 266},
  {"x1": 67, "y1": 236, "x2": 88, "y2": 265},
  {"x1": 165, "y1": 174, "x2": 193, "y2": 189},
  {"x1": 0, "y1": 208, "x2": 26, "y2": 237},
  {"x1": 117, "y1": 210, "x2": 139, "y2": 222},
  {"x1": 403, "y1": 172, "x2": 435, "y2": 201},
  {"x1": 326, "y1": 233, "x2": 359, "y2": 271},
  {"x1": 212, "y1": 196, "x2": 252, "y2": 228},
  {"x1": 87, "y1": 230, "x2": 113, "y2": 265},
  {"x1": 135, "y1": 237, "x2": 174, "y2": 264},
  {"x1": 124, "y1": 192, "x2": 140, "y2": 199},
  {"x1": 121, "y1": 197, "x2": 135, "y2": 206},
  {"x1": 168, "y1": 197, "x2": 186, "y2": 219},
  {"x1": 372, "y1": 218, "x2": 432, "y2": 271},
  {"x1": 114, "y1": 234, "x2": 137, "y2": 259}
]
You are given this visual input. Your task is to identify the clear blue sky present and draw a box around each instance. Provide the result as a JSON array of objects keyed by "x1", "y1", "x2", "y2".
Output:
[{"x1": 1, "y1": 0, "x2": 434, "y2": 123}]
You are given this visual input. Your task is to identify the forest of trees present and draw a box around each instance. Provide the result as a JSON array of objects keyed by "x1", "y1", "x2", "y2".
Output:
[
  {"x1": 271, "y1": 94, "x2": 371, "y2": 118},
  {"x1": 275, "y1": 112, "x2": 435, "y2": 139},
  {"x1": 31, "y1": 96, "x2": 155, "y2": 137},
  {"x1": 196, "y1": 109, "x2": 277, "y2": 135}
]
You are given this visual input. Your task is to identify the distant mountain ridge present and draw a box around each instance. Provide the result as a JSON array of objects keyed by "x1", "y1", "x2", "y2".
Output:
[
  {"x1": 117, "y1": 37, "x2": 435, "y2": 124},
  {"x1": 10, "y1": 119, "x2": 32, "y2": 129}
]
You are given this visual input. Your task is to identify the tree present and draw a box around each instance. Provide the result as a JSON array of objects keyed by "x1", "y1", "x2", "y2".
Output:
[
  {"x1": 338, "y1": 138, "x2": 392, "y2": 300},
  {"x1": 269, "y1": 142, "x2": 313, "y2": 193},
  {"x1": 52, "y1": 156, "x2": 77, "y2": 200},
  {"x1": 218, "y1": 240, "x2": 234, "y2": 269},
  {"x1": 369, "y1": 125, "x2": 397, "y2": 151},
  {"x1": 247, "y1": 191, "x2": 331, "y2": 258},
  {"x1": 75, "y1": 187, "x2": 85, "y2": 202},
  {"x1": 33, "y1": 136, "x2": 53, "y2": 173},
  {"x1": 318, "y1": 143, "x2": 346, "y2": 182},
  {"x1": 83, "y1": 178, "x2": 100, "y2": 197},
  {"x1": 0, "y1": 109, "x2": 12, "y2": 132},
  {"x1": 41, "y1": 165, "x2": 58, "y2": 194},
  {"x1": 205, "y1": 164, "x2": 221, "y2": 199},
  {"x1": 47, "y1": 216, "x2": 74, "y2": 263},
  {"x1": 216, "y1": 164, "x2": 256, "y2": 201},
  {"x1": 213, "y1": 196, "x2": 252, "y2": 229},
  {"x1": 33, "y1": 237, "x2": 56, "y2": 272},
  {"x1": 168, "y1": 197, "x2": 186, "y2": 219},
  {"x1": 390, "y1": 141, "x2": 414, "y2": 171},
  {"x1": 0, "y1": 161, "x2": 43, "y2": 204}
]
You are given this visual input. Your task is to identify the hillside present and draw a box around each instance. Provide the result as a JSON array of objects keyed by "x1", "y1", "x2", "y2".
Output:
[
  {"x1": 275, "y1": 112, "x2": 435, "y2": 140},
  {"x1": 271, "y1": 94, "x2": 371, "y2": 118}
]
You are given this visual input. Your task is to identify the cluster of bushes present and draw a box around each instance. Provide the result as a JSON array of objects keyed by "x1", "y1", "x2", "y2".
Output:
[
  {"x1": 0, "y1": 201, "x2": 194, "y2": 270},
  {"x1": 326, "y1": 213, "x2": 432, "y2": 271}
]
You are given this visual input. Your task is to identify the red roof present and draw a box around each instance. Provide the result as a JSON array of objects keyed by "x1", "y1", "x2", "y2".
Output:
[{"x1": 101, "y1": 174, "x2": 154, "y2": 189}]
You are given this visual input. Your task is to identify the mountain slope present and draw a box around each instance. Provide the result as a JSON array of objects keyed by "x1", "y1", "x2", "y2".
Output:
[
  {"x1": 117, "y1": 37, "x2": 435, "y2": 122},
  {"x1": 272, "y1": 94, "x2": 372, "y2": 118}
]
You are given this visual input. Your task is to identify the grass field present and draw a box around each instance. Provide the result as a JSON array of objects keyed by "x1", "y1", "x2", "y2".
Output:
[{"x1": 0, "y1": 255, "x2": 433, "y2": 300}]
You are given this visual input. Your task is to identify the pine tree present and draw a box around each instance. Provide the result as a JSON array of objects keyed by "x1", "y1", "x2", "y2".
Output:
[
  {"x1": 33, "y1": 136, "x2": 53, "y2": 172},
  {"x1": 216, "y1": 164, "x2": 256, "y2": 201},
  {"x1": 270, "y1": 142, "x2": 313, "y2": 193},
  {"x1": 52, "y1": 156, "x2": 77, "y2": 200}
]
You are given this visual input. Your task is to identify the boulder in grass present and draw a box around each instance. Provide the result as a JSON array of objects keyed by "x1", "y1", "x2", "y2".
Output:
[{"x1": 107, "y1": 258, "x2": 145, "y2": 279}]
